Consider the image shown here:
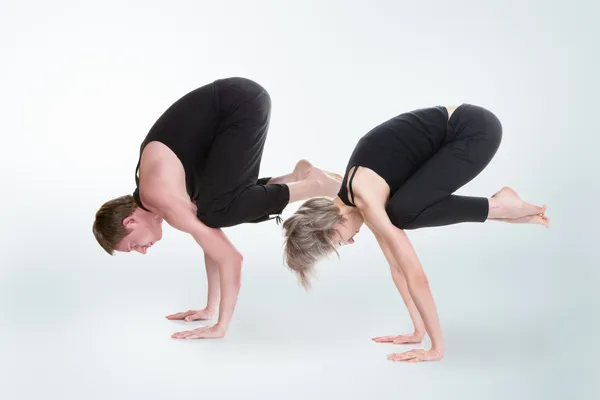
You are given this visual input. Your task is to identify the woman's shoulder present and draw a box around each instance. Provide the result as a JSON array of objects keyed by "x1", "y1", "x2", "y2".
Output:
[{"x1": 350, "y1": 166, "x2": 390, "y2": 209}]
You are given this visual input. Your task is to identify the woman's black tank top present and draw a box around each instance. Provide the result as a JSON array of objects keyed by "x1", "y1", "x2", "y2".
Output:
[{"x1": 338, "y1": 106, "x2": 450, "y2": 206}]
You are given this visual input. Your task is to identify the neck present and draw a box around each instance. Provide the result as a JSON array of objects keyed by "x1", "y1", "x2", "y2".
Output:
[{"x1": 333, "y1": 196, "x2": 358, "y2": 217}]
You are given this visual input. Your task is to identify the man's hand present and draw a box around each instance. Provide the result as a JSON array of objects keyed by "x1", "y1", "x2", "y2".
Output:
[
  {"x1": 166, "y1": 308, "x2": 214, "y2": 322},
  {"x1": 171, "y1": 324, "x2": 226, "y2": 339},
  {"x1": 372, "y1": 332, "x2": 424, "y2": 344}
]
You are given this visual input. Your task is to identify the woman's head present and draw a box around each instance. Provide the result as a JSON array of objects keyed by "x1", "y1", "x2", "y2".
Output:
[{"x1": 282, "y1": 196, "x2": 364, "y2": 288}]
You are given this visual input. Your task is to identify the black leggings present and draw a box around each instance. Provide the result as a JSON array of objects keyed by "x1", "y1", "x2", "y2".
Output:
[
  {"x1": 195, "y1": 77, "x2": 290, "y2": 228},
  {"x1": 385, "y1": 104, "x2": 503, "y2": 230}
]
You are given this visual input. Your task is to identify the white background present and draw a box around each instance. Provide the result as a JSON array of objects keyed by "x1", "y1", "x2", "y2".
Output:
[{"x1": 1, "y1": 0, "x2": 598, "y2": 399}]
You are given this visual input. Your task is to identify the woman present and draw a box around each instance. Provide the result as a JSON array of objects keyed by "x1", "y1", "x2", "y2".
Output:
[{"x1": 282, "y1": 104, "x2": 549, "y2": 362}]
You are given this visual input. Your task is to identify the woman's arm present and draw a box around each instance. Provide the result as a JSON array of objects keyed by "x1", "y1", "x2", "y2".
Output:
[
  {"x1": 360, "y1": 201, "x2": 445, "y2": 360},
  {"x1": 370, "y1": 229, "x2": 426, "y2": 343}
]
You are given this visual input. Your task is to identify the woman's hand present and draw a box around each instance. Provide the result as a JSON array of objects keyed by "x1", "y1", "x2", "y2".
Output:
[
  {"x1": 166, "y1": 308, "x2": 214, "y2": 322},
  {"x1": 171, "y1": 324, "x2": 227, "y2": 339},
  {"x1": 387, "y1": 348, "x2": 444, "y2": 363},
  {"x1": 359, "y1": 200, "x2": 445, "y2": 356}
]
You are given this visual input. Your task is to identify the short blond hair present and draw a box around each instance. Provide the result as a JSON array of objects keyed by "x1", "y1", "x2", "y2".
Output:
[{"x1": 282, "y1": 197, "x2": 345, "y2": 288}]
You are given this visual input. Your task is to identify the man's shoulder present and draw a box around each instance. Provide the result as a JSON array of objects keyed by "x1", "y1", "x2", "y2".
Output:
[
  {"x1": 138, "y1": 141, "x2": 187, "y2": 212},
  {"x1": 141, "y1": 140, "x2": 175, "y2": 161},
  {"x1": 140, "y1": 141, "x2": 185, "y2": 178}
]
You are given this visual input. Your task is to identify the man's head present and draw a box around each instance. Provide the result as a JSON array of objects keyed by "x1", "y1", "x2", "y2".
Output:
[{"x1": 93, "y1": 195, "x2": 163, "y2": 255}]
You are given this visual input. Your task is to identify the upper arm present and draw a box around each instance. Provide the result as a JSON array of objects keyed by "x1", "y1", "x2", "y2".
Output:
[
  {"x1": 350, "y1": 172, "x2": 395, "y2": 242},
  {"x1": 137, "y1": 143, "x2": 240, "y2": 262},
  {"x1": 147, "y1": 191, "x2": 240, "y2": 264},
  {"x1": 359, "y1": 199, "x2": 425, "y2": 279},
  {"x1": 359, "y1": 201, "x2": 401, "y2": 252}
]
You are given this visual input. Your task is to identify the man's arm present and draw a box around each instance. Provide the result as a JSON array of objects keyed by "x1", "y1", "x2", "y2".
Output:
[
  {"x1": 164, "y1": 253, "x2": 220, "y2": 322},
  {"x1": 203, "y1": 253, "x2": 220, "y2": 316},
  {"x1": 152, "y1": 194, "x2": 243, "y2": 335}
]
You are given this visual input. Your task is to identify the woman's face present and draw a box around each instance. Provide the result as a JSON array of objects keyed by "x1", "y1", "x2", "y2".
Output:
[{"x1": 333, "y1": 211, "x2": 364, "y2": 246}]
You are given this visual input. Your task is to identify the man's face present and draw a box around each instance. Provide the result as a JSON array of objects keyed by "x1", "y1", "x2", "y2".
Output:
[{"x1": 114, "y1": 212, "x2": 163, "y2": 254}]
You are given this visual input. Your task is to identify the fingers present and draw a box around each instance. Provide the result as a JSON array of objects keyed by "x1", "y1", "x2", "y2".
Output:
[
  {"x1": 165, "y1": 310, "x2": 198, "y2": 320},
  {"x1": 171, "y1": 329, "x2": 196, "y2": 339},
  {"x1": 171, "y1": 327, "x2": 208, "y2": 339},
  {"x1": 393, "y1": 336, "x2": 421, "y2": 344},
  {"x1": 387, "y1": 349, "x2": 426, "y2": 362},
  {"x1": 372, "y1": 336, "x2": 397, "y2": 343},
  {"x1": 181, "y1": 329, "x2": 208, "y2": 339},
  {"x1": 387, "y1": 349, "x2": 442, "y2": 362},
  {"x1": 184, "y1": 312, "x2": 209, "y2": 322},
  {"x1": 372, "y1": 334, "x2": 422, "y2": 344},
  {"x1": 171, "y1": 326, "x2": 225, "y2": 340}
]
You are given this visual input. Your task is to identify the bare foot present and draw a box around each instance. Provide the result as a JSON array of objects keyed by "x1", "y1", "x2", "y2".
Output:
[
  {"x1": 293, "y1": 159, "x2": 343, "y2": 183},
  {"x1": 306, "y1": 166, "x2": 343, "y2": 197},
  {"x1": 490, "y1": 210, "x2": 550, "y2": 228},
  {"x1": 293, "y1": 159, "x2": 313, "y2": 181},
  {"x1": 488, "y1": 187, "x2": 546, "y2": 219}
]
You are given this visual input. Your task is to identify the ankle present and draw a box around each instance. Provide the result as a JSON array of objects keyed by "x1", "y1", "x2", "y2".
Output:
[{"x1": 488, "y1": 197, "x2": 507, "y2": 218}]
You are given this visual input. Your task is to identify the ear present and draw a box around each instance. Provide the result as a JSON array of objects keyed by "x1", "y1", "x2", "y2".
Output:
[{"x1": 122, "y1": 216, "x2": 138, "y2": 227}]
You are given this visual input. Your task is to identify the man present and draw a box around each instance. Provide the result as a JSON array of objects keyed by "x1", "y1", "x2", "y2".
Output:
[{"x1": 92, "y1": 77, "x2": 341, "y2": 340}]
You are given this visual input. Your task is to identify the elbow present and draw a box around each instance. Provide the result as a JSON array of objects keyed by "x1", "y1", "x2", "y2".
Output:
[
  {"x1": 220, "y1": 250, "x2": 244, "y2": 286},
  {"x1": 405, "y1": 270, "x2": 430, "y2": 289},
  {"x1": 224, "y1": 250, "x2": 244, "y2": 266},
  {"x1": 217, "y1": 250, "x2": 243, "y2": 267}
]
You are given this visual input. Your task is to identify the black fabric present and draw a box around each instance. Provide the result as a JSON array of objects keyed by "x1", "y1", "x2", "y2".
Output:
[
  {"x1": 132, "y1": 77, "x2": 290, "y2": 228},
  {"x1": 338, "y1": 104, "x2": 503, "y2": 229}
]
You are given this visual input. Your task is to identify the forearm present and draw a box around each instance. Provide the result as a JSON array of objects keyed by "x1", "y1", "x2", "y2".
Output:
[
  {"x1": 389, "y1": 231, "x2": 444, "y2": 352},
  {"x1": 160, "y1": 201, "x2": 244, "y2": 333},
  {"x1": 390, "y1": 267, "x2": 426, "y2": 335},
  {"x1": 372, "y1": 230, "x2": 425, "y2": 334},
  {"x1": 215, "y1": 254, "x2": 243, "y2": 331},
  {"x1": 204, "y1": 254, "x2": 220, "y2": 314},
  {"x1": 362, "y1": 203, "x2": 444, "y2": 353}
]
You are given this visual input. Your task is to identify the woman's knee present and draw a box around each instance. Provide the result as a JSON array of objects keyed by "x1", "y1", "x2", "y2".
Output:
[
  {"x1": 481, "y1": 107, "x2": 503, "y2": 150},
  {"x1": 385, "y1": 199, "x2": 421, "y2": 229}
]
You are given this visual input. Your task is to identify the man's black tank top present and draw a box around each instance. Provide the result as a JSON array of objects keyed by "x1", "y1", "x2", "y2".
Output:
[
  {"x1": 133, "y1": 82, "x2": 219, "y2": 209},
  {"x1": 132, "y1": 78, "x2": 290, "y2": 228},
  {"x1": 338, "y1": 106, "x2": 450, "y2": 206}
]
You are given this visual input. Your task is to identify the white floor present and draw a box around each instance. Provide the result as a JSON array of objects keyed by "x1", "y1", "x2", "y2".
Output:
[
  {"x1": 1, "y1": 215, "x2": 597, "y2": 400},
  {"x1": 1, "y1": 1, "x2": 598, "y2": 398}
]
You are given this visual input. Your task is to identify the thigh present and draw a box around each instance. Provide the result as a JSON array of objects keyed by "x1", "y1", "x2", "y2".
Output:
[
  {"x1": 199, "y1": 88, "x2": 272, "y2": 195},
  {"x1": 386, "y1": 115, "x2": 502, "y2": 221}
]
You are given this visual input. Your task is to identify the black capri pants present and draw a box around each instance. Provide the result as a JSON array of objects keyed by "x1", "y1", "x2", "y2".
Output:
[{"x1": 385, "y1": 104, "x2": 503, "y2": 229}]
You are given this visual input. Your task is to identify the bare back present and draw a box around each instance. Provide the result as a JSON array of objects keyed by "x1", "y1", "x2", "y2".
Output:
[{"x1": 137, "y1": 141, "x2": 196, "y2": 216}]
